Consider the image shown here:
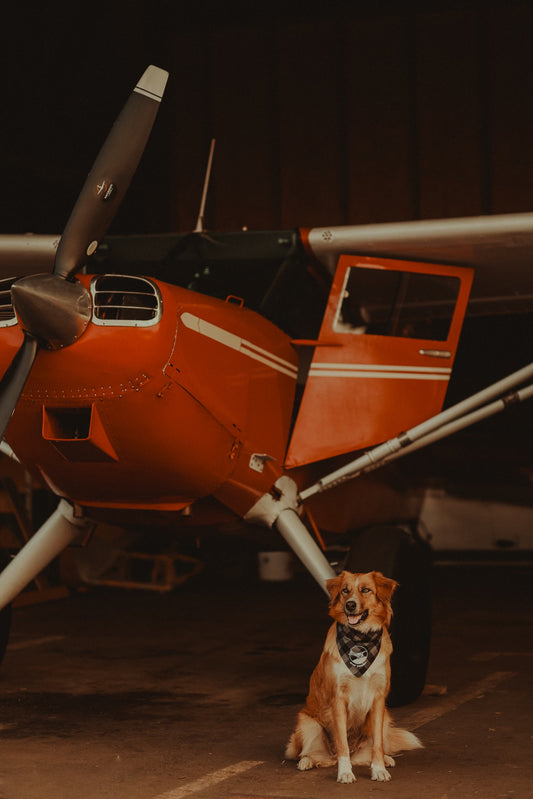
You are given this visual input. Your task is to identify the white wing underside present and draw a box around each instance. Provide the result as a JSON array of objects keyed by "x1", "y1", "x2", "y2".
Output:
[
  {"x1": 306, "y1": 212, "x2": 533, "y2": 315},
  {"x1": 1, "y1": 211, "x2": 533, "y2": 314}
]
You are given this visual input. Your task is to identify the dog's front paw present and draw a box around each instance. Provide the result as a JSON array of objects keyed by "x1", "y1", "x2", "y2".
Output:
[
  {"x1": 371, "y1": 763, "x2": 391, "y2": 782},
  {"x1": 337, "y1": 757, "x2": 356, "y2": 783},
  {"x1": 297, "y1": 756, "x2": 314, "y2": 771},
  {"x1": 337, "y1": 770, "x2": 356, "y2": 784},
  {"x1": 385, "y1": 755, "x2": 395, "y2": 767}
]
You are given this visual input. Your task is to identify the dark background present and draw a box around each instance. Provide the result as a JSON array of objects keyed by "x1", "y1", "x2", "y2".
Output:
[
  {"x1": 2, "y1": 1, "x2": 532, "y2": 476},
  {"x1": 3, "y1": 1, "x2": 533, "y2": 236}
]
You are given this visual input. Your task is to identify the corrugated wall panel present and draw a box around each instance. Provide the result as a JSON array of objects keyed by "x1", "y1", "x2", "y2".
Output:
[
  {"x1": 166, "y1": 8, "x2": 533, "y2": 233},
  {"x1": 210, "y1": 26, "x2": 280, "y2": 230},
  {"x1": 415, "y1": 10, "x2": 485, "y2": 219},
  {"x1": 488, "y1": 6, "x2": 533, "y2": 213},
  {"x1": 277, "y1": 22, "x2": 345, "y2": 227},
  {"x1": 169, "y1": 32, "x2": 214, "y2": 233},
  {"x1": 344, "y1": 15, "x2": 415, "y2": 224}
]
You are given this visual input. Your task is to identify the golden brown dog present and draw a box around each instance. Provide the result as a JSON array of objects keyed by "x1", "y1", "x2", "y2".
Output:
[{"x1": 286, "y1": 570, "x2": 422, "y2": 783}]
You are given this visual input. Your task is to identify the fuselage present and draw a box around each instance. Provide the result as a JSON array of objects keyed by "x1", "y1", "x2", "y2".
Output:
[{"x1": 1, "y1": 273, "x2": 298, "y2": 517}]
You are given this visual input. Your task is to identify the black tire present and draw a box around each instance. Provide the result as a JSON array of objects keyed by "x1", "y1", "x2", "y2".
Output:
[
  {"x1": 345, "y1": 524, "x2": 432, "y2": 707},
  {"x1": 0, "y1": 604, "x2": 11, "y2": 664},
  {"x1": 0, "y1": 553, "x2": 12, "y2": 664}
]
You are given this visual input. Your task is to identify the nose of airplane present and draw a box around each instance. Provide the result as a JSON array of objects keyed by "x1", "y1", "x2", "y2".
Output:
[{"x1": 11, "y1": 273, "x2": 92, "y2": 349}]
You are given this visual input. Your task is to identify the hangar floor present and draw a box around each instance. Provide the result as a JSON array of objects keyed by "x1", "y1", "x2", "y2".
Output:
[{"x1": 0, "y1": 562, "x2": 531, "y2": 799}]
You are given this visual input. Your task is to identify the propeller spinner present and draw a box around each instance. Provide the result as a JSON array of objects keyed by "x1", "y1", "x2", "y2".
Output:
[{"x1": 0, "y1": 65, "x2": 169, "y2": 440}]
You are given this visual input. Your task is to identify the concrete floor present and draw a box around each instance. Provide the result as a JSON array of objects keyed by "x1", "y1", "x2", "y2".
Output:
[{"x1": 0, "y1": 563, "x2": 531, "y2": 799}]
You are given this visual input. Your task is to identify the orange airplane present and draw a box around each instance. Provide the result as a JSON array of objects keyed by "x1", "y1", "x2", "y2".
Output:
[{"x1": 0, "y1": 66, "x2": 531, "y2": 705}]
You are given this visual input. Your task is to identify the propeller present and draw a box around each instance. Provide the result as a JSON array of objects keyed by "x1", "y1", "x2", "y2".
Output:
[
  {"x1": 0, "y1": 332, "x2": 38, "y2": 437},
  {"x1": 0, "y1": 65, "x2": 169, "y2": 440}
]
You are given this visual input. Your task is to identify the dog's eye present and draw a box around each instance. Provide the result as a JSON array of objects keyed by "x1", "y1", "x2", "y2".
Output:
[
  {"x1": 360, "y1": 587, "x2": 371, "y2": 593},
  {"x1": 342, "y1": 587, "x2": 350, "y2": 595}
]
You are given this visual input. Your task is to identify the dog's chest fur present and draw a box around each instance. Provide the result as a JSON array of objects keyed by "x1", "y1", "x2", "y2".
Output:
[{"x1": 325, "y1": 624, "x2": 390, "y2": 725}]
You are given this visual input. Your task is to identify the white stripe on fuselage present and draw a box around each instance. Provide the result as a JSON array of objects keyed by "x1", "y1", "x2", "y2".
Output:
[
  {"x1": 309, "y1": 362, "x2": 451, "y2": 381},
  {"x1": 180, "y1": 312, "x2": 299, "y2": 379},
  {"x1": 180, "y1": 313, "x2": 450, "y2": 384}
]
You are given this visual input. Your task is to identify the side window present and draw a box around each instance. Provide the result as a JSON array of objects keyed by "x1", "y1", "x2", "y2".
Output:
[{"x1": 334, "y1": 265, "x2": 461, "y2": 342}]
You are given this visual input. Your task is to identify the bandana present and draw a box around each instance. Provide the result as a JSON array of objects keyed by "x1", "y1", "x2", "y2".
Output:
[{"x1": 336, "y1": 623, "x2": 383, "y2": 677}]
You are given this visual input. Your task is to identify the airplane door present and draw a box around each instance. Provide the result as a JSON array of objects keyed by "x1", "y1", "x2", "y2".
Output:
[{"x1": 285, "y1": 254, "x2": 473, "y2": 467}]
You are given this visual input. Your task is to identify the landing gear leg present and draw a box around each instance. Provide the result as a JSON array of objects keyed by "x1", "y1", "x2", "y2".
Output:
[
  {"x1": 0, "y1": 552, "x2": 11, "y2": 664},
  {"x1": 245, "y1": 476, "x2": 335, "y2": 594},
  {"x1": 0, "y1": 499, "x2": 93, "y2": 613},
  {"x1": 275, "y1": 508, "x2": 336, "y2": 593}
]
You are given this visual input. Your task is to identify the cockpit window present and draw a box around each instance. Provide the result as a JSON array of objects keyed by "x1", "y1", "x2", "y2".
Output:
[{"x1": 334, "y1": 265, "x2": 461, "y2": 342}]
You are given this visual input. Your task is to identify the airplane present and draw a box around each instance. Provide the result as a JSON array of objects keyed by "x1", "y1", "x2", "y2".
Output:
[{"x1": 0, "y1": 65, "x2": 531, "y2": 707}]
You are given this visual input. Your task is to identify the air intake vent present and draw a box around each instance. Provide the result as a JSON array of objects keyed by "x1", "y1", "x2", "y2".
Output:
[
  {"x1": 0, "y1": 278, "x2": 17, "y2": 327},
  {"x1": 91, "y1": 275, "x2": 162, "y2": 327}
]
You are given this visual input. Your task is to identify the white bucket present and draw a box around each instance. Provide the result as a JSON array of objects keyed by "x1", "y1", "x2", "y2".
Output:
[{"x1": 258, "y1": 551, "x2": 293, "y2": 582}]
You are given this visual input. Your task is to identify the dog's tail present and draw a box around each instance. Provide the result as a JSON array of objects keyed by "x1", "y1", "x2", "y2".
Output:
[
  {"x1": 285, "y1": 732, "x2": 299, "y2": 760},
  {"x1": 384, "y1": 724, "x2": 423, "y2": 754}
]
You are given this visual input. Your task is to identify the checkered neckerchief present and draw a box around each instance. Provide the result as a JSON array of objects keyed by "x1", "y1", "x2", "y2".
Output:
[{"x1": 336, "y1": 622, "x2": 383, "y2": 677}]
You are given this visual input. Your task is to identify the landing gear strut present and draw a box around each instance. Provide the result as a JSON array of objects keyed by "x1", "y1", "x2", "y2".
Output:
[{"x1": 0, "y1": 552, "x2": 11, "y2": 664}]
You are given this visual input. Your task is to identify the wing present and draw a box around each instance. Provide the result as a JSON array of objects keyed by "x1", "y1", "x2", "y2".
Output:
[
  {"x1": 0, "y1": 235, "x2": 59, "y2": 278},
  {"x1": 2, "y1": 212, "x2": 533, "y2": 316},
  {"x1": 304, "y1": 212, "x2": 533, "y2": 316}
]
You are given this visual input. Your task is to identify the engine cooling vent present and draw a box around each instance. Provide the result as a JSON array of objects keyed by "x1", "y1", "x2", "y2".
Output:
[
  {"x1": 91, "y1": 275, "x2": 162, "y2": 326},
  {"x1": 0, "y1": 277, "x2": 17, "y2": 327}
]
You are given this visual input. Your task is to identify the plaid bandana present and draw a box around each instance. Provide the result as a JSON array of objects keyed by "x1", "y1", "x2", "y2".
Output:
[{"x1": 336, "y1": 623, "x2": 383, "y2": 677}]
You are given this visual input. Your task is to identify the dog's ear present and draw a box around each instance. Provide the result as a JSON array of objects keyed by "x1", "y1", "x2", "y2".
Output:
[
  {"x1": 326, "y1": 572, "x2": 344, "y2": 602},
  {"x1": 372, "y1": 571, "x2": 398, "y2": 604}
]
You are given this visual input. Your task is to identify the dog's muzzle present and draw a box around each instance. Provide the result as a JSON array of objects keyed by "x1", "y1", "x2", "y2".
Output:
[{"x1": 344, "y1": 600, "x2": 369, "y2": 626}]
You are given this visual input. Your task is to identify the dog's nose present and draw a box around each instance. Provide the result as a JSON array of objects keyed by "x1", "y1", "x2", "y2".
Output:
[{"x1": 345, "y1": 599, "x2": 357, "y2": 613}]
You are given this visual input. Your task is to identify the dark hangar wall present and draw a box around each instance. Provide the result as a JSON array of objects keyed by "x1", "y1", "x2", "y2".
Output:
[
  {"x1": 168, "y1": 4, "x2": 533, "y2": 233},
  {"x1": 4, "y1": 3, "x2": 533, "y2": 236}
]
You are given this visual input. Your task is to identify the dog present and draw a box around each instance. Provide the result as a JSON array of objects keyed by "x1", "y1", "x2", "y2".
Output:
[{"x1": 285, "y1": 570, "x2": 422, "y2": 783}]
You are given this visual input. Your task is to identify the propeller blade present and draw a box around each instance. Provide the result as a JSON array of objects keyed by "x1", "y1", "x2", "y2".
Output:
[
  {"x1": 0, "y1": 332, "x2": 38, "y2": 439},
  {"x1": 54, "y1": 65, "x2": 169, "y2": 279}
]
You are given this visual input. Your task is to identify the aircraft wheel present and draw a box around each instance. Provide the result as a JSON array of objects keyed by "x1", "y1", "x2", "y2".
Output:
[
  {"x1": 346, "y1": 524, "x2": 432, "y2": 707},
  {"x1": 0, "y1": 553, "x2": 12, "y2": 664}
]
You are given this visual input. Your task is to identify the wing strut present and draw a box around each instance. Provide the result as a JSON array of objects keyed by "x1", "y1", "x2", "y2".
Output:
[{"x1": 300, "y1": 361, "x2": 533, "y2": 501}]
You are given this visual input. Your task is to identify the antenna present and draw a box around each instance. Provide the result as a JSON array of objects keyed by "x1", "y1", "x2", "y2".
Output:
[{"x1": 194, "y1": 138, "x2": 216, "y2": 233}]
